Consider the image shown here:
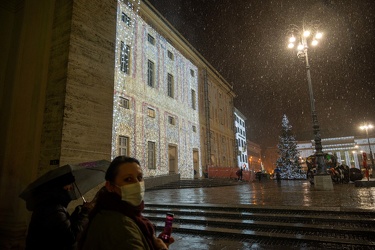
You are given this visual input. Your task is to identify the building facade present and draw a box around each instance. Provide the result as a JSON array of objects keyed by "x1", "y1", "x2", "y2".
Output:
[
  {"x1": 113, "y1": 3, "x2": 200, "y2": 179},
  {"x1": 234, "y1": 108, "x2": 248, "y2": 170},
  {"x1": 199, "y1": 69, "x2": 236, "y2": 172},
  {"x1": 140, "y1": 1, "x2": 236, "y2": 177},
  {"x1": 264, "y1": 135, "x2": 375, "y2": 175},
  {"x1": 0, "y1": 0, "x2": 237, "y2": 247},
  {"x1": 297, "y1": 136, "x2": 375, "y2": 169},
  {"x1": 247, "y1": 140, "x2": 262, "y2": 173},
  {"x1": 262, "y1": 146, "x2": 279, "y2": 173}
]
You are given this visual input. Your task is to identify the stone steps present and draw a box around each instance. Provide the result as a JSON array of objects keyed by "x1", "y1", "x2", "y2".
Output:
[
  {"x1": 146, "y1": 178, "x2": 244, "y2": 190},
  {"x1": 145, "y1": 203, "x2": 375, "y2": 248}
]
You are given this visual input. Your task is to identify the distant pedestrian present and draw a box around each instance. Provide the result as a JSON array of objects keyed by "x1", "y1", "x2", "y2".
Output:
[
  {"x1": 274, "y1": 167, "x2": 281, "y2": 182},
  {"x1": 257, "y1": 172, "x2": 262, "y2": 182},
  {"x1": 236, "y1": 167, "x2": 243, "y2": 181}
]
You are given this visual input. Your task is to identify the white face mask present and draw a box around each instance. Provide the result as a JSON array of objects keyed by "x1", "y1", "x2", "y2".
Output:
[{"x1": 117, "y1": 181, "x2": 145, "y2": 206}]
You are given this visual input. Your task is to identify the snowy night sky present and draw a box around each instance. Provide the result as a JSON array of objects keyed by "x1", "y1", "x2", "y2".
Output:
[{"x1": 147, "y1": 0, "x2": 375, "y2": 149}]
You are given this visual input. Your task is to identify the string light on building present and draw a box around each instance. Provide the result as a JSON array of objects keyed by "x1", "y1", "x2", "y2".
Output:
[{"x1": 112, "y1": 0, "x2": 200, "y2": 179}]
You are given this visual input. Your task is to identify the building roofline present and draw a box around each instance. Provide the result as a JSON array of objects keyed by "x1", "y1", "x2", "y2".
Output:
[
  {"x1": 141, "y1": 0, "x2": 235, "y2": 95},
  {"x1": 234, "y1": 107, "x2": 247, "y2": 120}
]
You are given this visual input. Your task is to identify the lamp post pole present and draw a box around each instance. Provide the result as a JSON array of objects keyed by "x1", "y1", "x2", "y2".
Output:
[
  {"x1": 303, "y1": 41, "x2": 326, "y2": 175},
  {"x1": 287, "y1": 23, "x2": 333, "y2": 190},
  {"x1": 361, "y1": 124, "x2": 375, "y2": 173}
]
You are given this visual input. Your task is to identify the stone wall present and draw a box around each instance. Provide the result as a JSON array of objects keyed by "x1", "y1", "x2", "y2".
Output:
[
  {"x1": 0, "y1": 0, "x2": 117, "y2": 248},
  {"x1": 0, "y1": 1, "x2": 56, "y2": 248},
  {"x1": 58, "y1": 0, "x2": 116, "y2": 165},
  {"x1": 39, "y1": 0, "x2": 73, "y2": 173},
  {"x1": 144, "y1": 173, "x2": 180, "y2": 190}
]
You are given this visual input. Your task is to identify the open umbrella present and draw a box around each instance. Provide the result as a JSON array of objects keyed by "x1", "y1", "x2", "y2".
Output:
[{"x1": 19, "y1": 160, "x2": 110, "y2": 207}]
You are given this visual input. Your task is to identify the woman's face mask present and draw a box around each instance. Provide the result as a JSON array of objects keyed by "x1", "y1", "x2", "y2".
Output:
[{"x1": 116, "y1": 181, "x2": 145, "y2": 206}]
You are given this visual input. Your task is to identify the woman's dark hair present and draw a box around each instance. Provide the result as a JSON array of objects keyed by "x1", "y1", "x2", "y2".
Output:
[{"x1": 105, "y1": 156, "x2": 140, "y2": 182}]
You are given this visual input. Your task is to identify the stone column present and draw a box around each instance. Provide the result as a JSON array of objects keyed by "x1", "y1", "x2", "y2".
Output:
[
  {"x1": 345, "y1": 151, "x2": 351, "y2": 167},
  {"x1": 336, "y1": 152, "x2": 342, "y2": 164},
  {"x1": 0, "y1": 1, "x2": 56, "y2": 248},
  {"x1": 0, "y1": 0, "x2": 117, "y2": 248},
  {"x1": 353, "y1": 152, "x2": 360, "y2": 169}
]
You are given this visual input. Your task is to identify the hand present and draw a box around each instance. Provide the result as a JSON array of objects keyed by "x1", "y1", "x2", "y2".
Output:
[
  {"x1": 82, "y1": 186, "x2": 104, "y2": 211},
  {"x1": 154, "y1": 235, "x2": 175, "y2": 249},
  {"x1": 82, "y1": 200, "x2": 95, "y2": 210}
]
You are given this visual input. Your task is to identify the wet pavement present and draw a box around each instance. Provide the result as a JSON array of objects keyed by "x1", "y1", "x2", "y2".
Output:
[
  {"x1": 145, "y1": 178, "x2": 375, "y2": 250},
  {"x1": 145, "y1": 179, "x2": 375, "y2": 211}
]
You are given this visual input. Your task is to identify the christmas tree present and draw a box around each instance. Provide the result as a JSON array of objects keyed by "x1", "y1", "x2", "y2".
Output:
[{"x1": 276, "y1": 114, "x2": 306, "y2": 179}]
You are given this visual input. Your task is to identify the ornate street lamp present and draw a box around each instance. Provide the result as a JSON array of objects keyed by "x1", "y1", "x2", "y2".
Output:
[
  {"x1": 287, "y1": 22, "x2": 332, "y2": 189},
  {"x1": 360, "y1": 124, "x2": 375, "y2": 173}
]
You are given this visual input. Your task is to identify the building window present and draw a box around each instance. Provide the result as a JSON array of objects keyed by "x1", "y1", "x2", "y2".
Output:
[
  {"x1": 120, "y1": 41, "x2": 130, "y2": 74},
  {"x1": 167, "y1": 50, "x2": 174, "y2": 60},
  {"x1": 148, "y1": 34, "x2": 155, "y2": 45},
  {"x1": 192, "y1": 125, "x2": 196, "y2": 132},
  {"x1": 168, "y1": 116, "x2": 175, "y2": 125},
  {"x1": 220, "y1": 108, "x2": 224, "y2": 124},
  {"x1": 147, "y1": 141, "x2": 156, "y2": 169},
  {"x1": 121, "y1": 12, "x2": 131, "y2": 26},
  {"x1": 119, "y1": 97, "x2": 129, "y2": 109},
  {"x1": 148, "y1": 107, "x2": 155, "y2": 118},
  {"x1": 191, "y1": 89, "x2": 196, "y2": 110},
  {"x1": 167, "y1": 73, "x2": 174, "y2": 98},
  {"x1": 190, "y1": 69, "x2": 195, "y2": 77},
  {"x1": 118, "y1": 136, "x2": 129, "y2": 156},
  {"x1": 147, "y1": 60, "x2": 154, "y2": 87}
]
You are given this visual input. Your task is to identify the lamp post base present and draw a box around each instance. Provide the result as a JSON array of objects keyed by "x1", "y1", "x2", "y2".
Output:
[{"x1": 314, "y1": 175, "x2": 333, "y2": 191}]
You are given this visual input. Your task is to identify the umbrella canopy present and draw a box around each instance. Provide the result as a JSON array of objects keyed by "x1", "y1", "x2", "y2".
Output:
[{"x1": 19, "y1": 160, "x2": 110, "y2": 207}]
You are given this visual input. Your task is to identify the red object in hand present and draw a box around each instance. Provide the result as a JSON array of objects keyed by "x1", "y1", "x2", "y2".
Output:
[{"x1": 159, "y1": 213, "x2": 174, "y2": 243}]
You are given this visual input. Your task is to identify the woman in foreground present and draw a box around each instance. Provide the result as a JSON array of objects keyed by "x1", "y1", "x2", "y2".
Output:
[{"x1": 82, "y1": 156, "x2": 174, "y2": 250}]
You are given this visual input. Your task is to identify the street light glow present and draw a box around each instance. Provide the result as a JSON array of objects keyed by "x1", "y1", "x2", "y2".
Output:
[
  {"x1": 288, "y1": 43, "x2": 295, "y2": 48},
  {"x1": 297, "y1": 44, "x2": 304, "y2": 50},
  {"x1": 311, "y1": 40, "x2": 318, "y2": 46},
  {"x1": 303, "y1": 30, "x2": 310, "y2": 37},
  {"x1": 289, "y1": 36, "x2": 296, "y2": 43},
  {"x1": 360, "y1": 124, "x2": 374, "y2": 130},
  {"x1": 315, "y1": 32, "x2": 323, "y2": 39}
]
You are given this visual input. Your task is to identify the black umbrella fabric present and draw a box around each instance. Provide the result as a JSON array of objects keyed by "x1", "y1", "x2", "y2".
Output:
[{"x1": 19, "y1": 160, "x2": 110, "y2": 207}]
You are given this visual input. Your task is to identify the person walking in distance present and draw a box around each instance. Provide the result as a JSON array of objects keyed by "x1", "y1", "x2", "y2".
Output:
[
  {"x1": 238, "y1": 167, "x2": 243, "y2": 181},
  {"x1": 275, "y1": 166, "x2": 281, "y2": 182}
]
